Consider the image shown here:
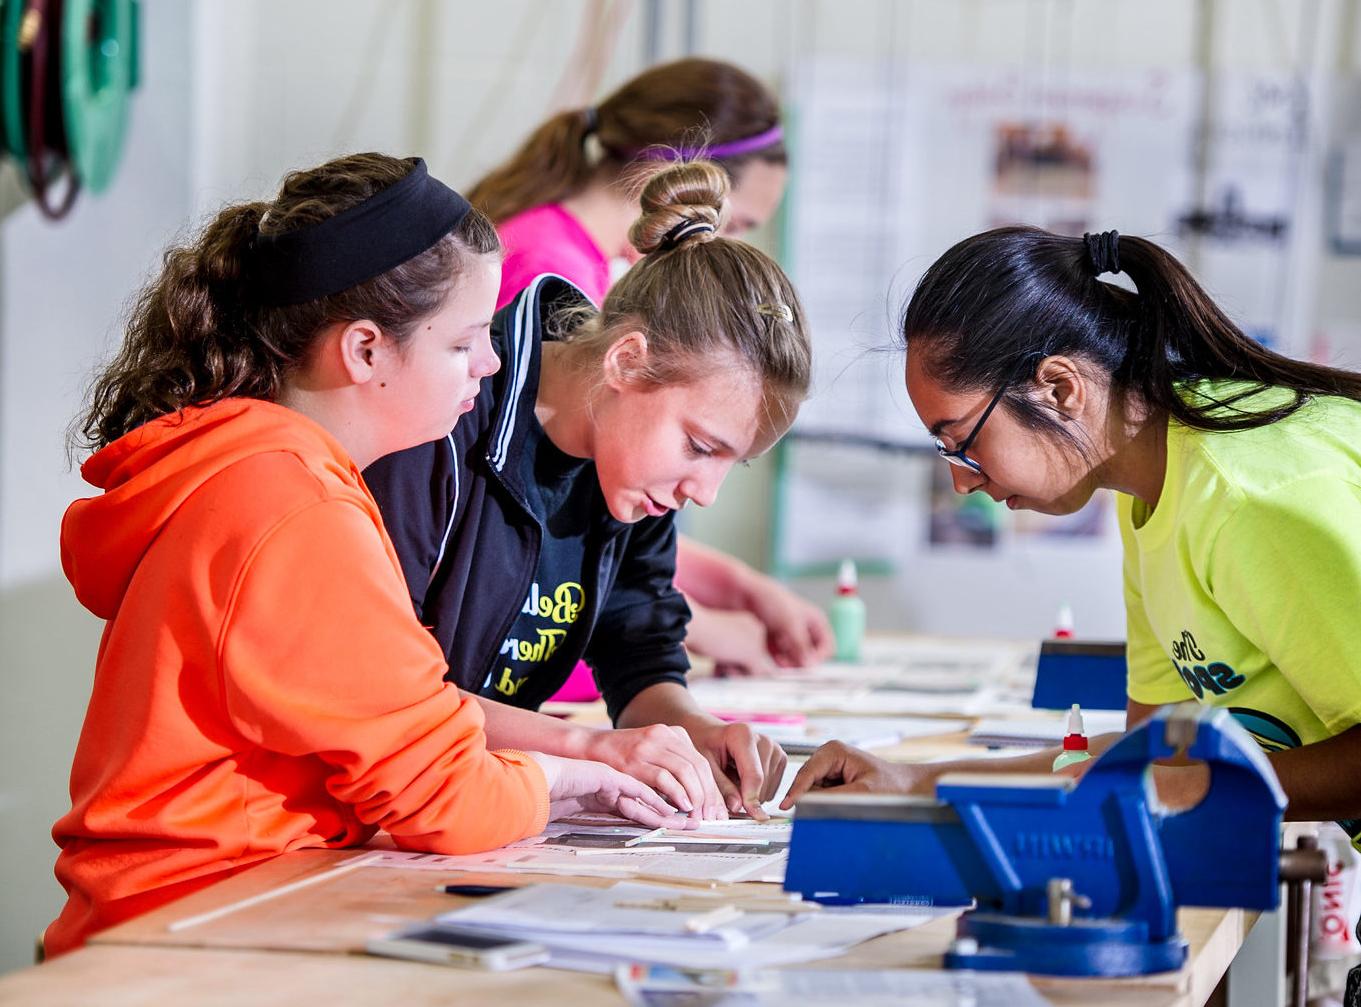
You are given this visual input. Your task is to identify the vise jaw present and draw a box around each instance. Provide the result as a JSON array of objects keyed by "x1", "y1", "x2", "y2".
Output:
[{"x1": 783, "y1": 703, "x2": 1288, "y2": 976}]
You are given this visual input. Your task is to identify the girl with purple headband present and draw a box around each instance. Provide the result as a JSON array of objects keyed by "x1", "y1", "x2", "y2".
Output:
[
  {"x1": 463, "y1": 58, "x2": 833, "y2": 687},
  {"x1": 470, "y1": 58, "x2": 791, "y2": 312}
]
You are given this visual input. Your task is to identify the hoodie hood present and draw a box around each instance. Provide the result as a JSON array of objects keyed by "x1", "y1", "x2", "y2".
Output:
[{"x1": 63, "y1": 399, "x2": 358, "y2": 620}]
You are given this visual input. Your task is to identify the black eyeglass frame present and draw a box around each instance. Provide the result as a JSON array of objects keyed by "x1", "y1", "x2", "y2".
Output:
[{"x1": 931, "y1": 353, "x2": 1043, "y2": 475}]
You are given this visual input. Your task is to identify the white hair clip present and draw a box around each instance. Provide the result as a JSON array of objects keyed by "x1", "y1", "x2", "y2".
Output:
[{"x1": 756, "y1": 302, "x2": 793, "y2": 323}]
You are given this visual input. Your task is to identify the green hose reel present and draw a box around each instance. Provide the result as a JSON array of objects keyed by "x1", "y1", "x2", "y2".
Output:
[
  {"x1": 0, "y1": 0, "x2": 139, "y2": 218},
  {"x1": 64, "y1": 0, "x2": 137, "y2": 193}
]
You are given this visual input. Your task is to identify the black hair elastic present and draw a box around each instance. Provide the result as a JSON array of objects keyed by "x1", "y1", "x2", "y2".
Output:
[
  {"x1": 247, "y1": 158, "x2": 471, "y2": 307},
  {"x1": 1083, "y1": 230, "x2": 1121, "y2": 276},
  {"x1": 582, "y1": 106, "x2": 599, "y2": 135},
  {"x1": 658, "y1": 219, "x2": 716, "y2": 252}
]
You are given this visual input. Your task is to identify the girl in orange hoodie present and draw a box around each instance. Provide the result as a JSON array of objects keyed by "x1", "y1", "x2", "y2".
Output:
[{"x1": 47, "y1": 153, "x2": 685, "y2": 957}]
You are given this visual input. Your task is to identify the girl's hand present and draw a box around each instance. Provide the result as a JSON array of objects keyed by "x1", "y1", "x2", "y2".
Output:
[
  {"x1": 779, "y1": 741, "x2": 928, "y2": 810},
  {"x1": 580, "y1": 724, "x2": 726, "y2": 820},
  {"x1": 684, "y1": 720, "x2": 787, "y2": 821},
  {"x1": 688, "y1": 608, "x2": 781, "y2": 676},
  {"x1": 745, "y1": 576, "x2": 835, "y2": 669},
  {"x1": 529, "y1": 753, "x2": 697, "y2": 830}
]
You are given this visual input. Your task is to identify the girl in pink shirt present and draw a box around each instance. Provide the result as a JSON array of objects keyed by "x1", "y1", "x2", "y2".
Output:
[{"x1": 496, "y1": 203, "x2": 611, "y2": 310}]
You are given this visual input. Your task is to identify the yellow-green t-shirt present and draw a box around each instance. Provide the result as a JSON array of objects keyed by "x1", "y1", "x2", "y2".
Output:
[{"x1": 1119, "y1": 384, "x2": 1361, "y2": 843}]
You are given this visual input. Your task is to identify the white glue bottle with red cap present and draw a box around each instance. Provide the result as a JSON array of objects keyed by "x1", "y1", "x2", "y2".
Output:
[
  {"x1": 829, "y1": 559, "x2": 866, "y2": 663},
  {"x1": 1054, "y1": 603, "x2": 1075, "y2": 639},
  {"x1": 1052, "y1": 703, "x2": 1093, "y2": 772}
]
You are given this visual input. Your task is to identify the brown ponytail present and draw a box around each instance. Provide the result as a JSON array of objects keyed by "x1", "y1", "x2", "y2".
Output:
[
  {"x1": 468, "y1": 58, "x2": 784, "y2": 224},
  {"x1": 75, "y1": 152, "x2": 500, "y2": 454},
  {"x1": 466, "y1": 109, "x2": 596, "y2": 226}
]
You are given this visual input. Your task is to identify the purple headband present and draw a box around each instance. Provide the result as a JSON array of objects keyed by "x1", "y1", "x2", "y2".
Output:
[{"x1": 633, "y1": 125, "x2": 784, "y2": 162}]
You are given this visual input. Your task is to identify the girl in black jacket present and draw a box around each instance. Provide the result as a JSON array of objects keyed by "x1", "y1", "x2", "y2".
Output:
[{"x1": 366, "y1": 160, "x2": 812, "y2": 820}]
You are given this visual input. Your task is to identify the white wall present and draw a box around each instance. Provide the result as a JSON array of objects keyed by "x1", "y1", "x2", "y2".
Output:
[
  {"x1": 1, "y1": 0, "x2": 1359, "y2": 975},
  {"x1": 0, "y1": 0, "x2": 196, "y2": 972}
]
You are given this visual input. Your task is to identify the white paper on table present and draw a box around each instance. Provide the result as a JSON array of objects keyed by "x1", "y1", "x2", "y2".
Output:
[
  {"x1": 501, "y1": 847, "x2": 786, "y2": 884},
  {"x1": 436, "y1": 882, "x2": 780, "y2": 944},
  {"x1": 670, "y1": 819, "x2": 792, "y2": 843},
  {"x1": 969, "y1": 710, "x2": 1127, "y2": 748},
  {"x1": 755, "y1": 716, "x2": 971, "y2": 755},
  {"x1": 438, "y1": 882, "x2": 946, "y2": 975},
  {"x1": 617, "y1": 965, "x2": 1052, "y2": 1006},
  {"x1": 690, "y1": 679, "x2": 1005, "y2": 717}
]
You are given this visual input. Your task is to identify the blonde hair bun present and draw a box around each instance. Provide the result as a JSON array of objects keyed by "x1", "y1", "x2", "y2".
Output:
[{"x1": 628, "y1": 160, "x2": 730, "y2": 255}]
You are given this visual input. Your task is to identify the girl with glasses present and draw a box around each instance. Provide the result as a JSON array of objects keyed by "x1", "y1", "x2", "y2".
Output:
[{"x1": 785, "y1": 226, "x2": 1361, "y2": 849}]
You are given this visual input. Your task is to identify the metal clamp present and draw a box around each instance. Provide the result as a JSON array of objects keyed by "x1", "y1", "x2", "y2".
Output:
[{"x1": 1046, "y1": 877, "x2": 1092, "y2": 926}]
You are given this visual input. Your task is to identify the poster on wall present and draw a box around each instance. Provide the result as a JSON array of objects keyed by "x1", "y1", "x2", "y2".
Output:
[
  {"x1": 787, "y1": 62, "x2": 1200, "y2": 451},
  {"x1": 777, "y1": 63, "x2": 1196, "y2": 571},
  {"x1": 1328, "y1": 77, "x2": 1361, "y2": 256},
  {"x1": 778, "y1": 62, "x2": 1318, "y2": 573},
  {"x1": 1176, "y1": 73, "x2": 1311, "y2": 351}
]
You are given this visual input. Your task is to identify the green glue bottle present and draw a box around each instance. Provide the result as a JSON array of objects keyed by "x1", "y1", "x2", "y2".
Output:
[
  {"x1": 1052, "y1": 703, "x2": 1093, "y2": 773},
  {"x1": 829, "y1": 558, "x2": 866, "y2": 663}
]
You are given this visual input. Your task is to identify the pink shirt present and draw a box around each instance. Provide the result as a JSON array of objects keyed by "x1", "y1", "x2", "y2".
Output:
[{"x1": 496, "y1": 204, "x2": 611, "y2": 311}]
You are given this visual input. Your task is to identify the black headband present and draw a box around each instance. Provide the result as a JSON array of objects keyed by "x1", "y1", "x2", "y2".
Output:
[
  {"x1": 1083, "y1": 230, "x2": 1121, "y2": 276},
  {"x1": 247, "y1": 158, "x2": 471, "y2": 307}
]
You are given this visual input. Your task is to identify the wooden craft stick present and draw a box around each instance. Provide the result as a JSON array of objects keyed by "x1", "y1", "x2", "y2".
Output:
[{"x1": 167, "y1": 852, "x2": 383, "y2": 932}]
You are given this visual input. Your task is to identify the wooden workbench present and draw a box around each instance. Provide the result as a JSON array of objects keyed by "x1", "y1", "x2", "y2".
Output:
[
  {"x1": 0, "y1": 670, "x2": 1261, "y2": 1006},
  {"x1": 0, "y1": 847, "x2": 1252, "y2": 1006}
]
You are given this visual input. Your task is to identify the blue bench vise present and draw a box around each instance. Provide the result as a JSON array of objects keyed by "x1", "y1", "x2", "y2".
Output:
[{"x1": 783, "y1": 704, "x2": 1303, "y2": 977}]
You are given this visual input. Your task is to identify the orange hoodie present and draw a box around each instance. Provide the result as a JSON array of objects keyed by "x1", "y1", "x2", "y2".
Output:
[{"x1": 46, "y1": 399, "x2": 549, "y2": 956}]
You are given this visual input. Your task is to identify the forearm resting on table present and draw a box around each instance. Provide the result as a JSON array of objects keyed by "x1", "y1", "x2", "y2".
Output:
[
  {"x1": 674, "y1": 536, "x2": 761, "y2": 612},
  {"x1": 1269, "y1": 723, "x2": 1361, "y2": 823},
  {"x1": 470, "y1": 692, "x2": 597, "y2": 759},
  {"x1": 616, "y1": 681, "x2": 719, "y2": 734},
  {"x1": 681, "y1": 601, "x2": 761, "y2": 662},
  {"x1": 1128, "y1": 700, "x2": 1361, "y2": 818},
  {"x1": 903, "y1": 731, "x2": 1127, "y2": 793}
]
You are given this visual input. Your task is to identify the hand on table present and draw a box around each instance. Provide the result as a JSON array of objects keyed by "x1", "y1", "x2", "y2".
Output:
[
  {"x1": 744, "y1": 574, "x2": 835, "y2": 669},
  {"x1": 579, "y1": 724, "x2": 727, "y2": 820},
  {"x1": 779, "y1": 741, "x2": 930, "y2": 810},
  {"x1": 528, "y1": 752, "x2": 696, "y2": 830},
  {"x1": 685, "y1": 720, "x2": 788, "y2": 821},
  {"x1": 689, "y1": 607, "x2": 782, "y2": 677}
]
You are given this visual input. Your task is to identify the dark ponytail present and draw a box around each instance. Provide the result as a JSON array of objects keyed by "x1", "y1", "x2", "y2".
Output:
[
  {"x1": 75, "y1": 152, "x2": 500, "y2": 454},
  {"x1": 468, "y1": 58, "x2": 784, "y2": 225},
  {"x1": 900, "y1": 225, "x2": 1361, "y2": 440}
]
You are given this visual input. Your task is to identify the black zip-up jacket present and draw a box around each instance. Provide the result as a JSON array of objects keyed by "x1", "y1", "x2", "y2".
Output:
[{"x1": 364, "y1": 274, "x2": 692, "y2": 723}]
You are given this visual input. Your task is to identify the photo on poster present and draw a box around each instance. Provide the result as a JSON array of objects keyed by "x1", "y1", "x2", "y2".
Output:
[
  {"x1": 989, "y1": 120, "x2": 1096, "y2": 233},
  {"x1": 927, "y1": 463, "x2": 1000, "y2": 549}
]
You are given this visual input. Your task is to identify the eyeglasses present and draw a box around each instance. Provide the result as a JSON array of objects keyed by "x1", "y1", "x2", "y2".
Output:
[
  {"x1": 931, "y1": 353, "x2": 1043, "y2": 475},
  {"x1": 933, "y1": 382, "x2": 1010, "y2": 476}
]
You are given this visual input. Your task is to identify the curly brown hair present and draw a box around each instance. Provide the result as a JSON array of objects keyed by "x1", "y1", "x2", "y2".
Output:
[{"x1": 74, "y1": 152, "x2": 500, "y2": 454}]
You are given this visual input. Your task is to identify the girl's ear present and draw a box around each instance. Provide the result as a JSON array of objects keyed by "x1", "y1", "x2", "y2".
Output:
[
  {"x1": 601, "y1": 330, "x2": 650, "y2": 391},
  {"x1": 1033, "y1": 354, "x2": 1087, "y2": 421},
  {"x1": 335, "y1": 319, "x2": 387, "y2": 386}
]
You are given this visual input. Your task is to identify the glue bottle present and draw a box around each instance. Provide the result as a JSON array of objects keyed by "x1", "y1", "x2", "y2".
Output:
[
  {"x1": 1053, "y1": 603, "x2": 1075, "y2": 639},
  {"x1": 829, "y1": 558, "x2": 866, "y2": 663},
  {"x1": 1052, "y1": 703, "x2": 1093, "y2": 773}
]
